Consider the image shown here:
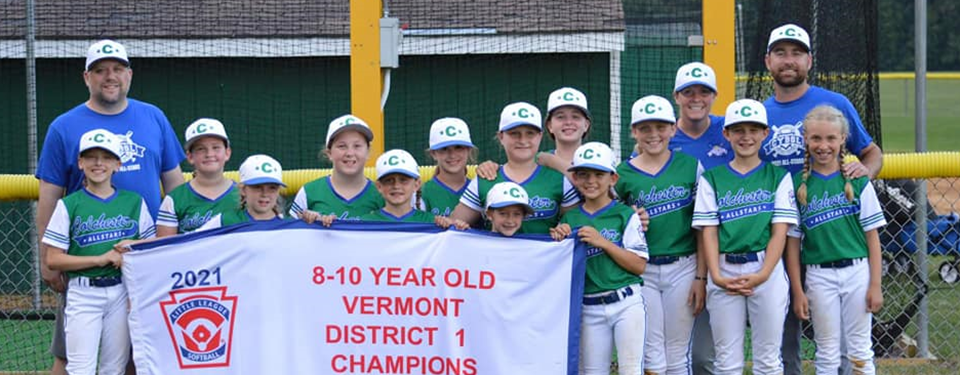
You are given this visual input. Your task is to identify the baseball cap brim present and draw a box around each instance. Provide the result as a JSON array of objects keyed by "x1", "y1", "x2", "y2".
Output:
[
  {"x1": 377, "y1": 169, "x2": 420, "y2": 180},
  {"x1": 80, "y1": 145, "x2": 122, "y2": 159},
  {"x1": 86, "y1": 57, "x2": 130, "y2": 71},
  {"x1": 327, "y1": 125, "x2": 374, "y2": 147},
  {"x1": 767, "y1": 39, "x2": 810, "y2": 53},
  {"x1": 500, "y1": 122, "x2": 541, "y2": 132},
  {"x1": 631, "y1": 116, "x2": 676, "y2": 126},
  {"x1": 243, "y1": 177, "x2": 286, "y2": 187},
  {"x1": 486, "y1": 201, "x2": 535, "y2": 216},
  {"x1": 724, "y1": 120, "x2": 768, "y2": 129},
  {"x1": 429, "y1": 139, "x2": 475, "y2": 151},
  {"x1": 674, "y1": 81, "x2": 717, "y2": 93},
  {"x1": 568, "y1": 164, "x2": 617, "y2": 174},
  {"x1": 184, "y1": 134, "x2": 230, "y2": 151},
  {"x1": 548, "y1": 105, "x2": 592, "y2": 121}
]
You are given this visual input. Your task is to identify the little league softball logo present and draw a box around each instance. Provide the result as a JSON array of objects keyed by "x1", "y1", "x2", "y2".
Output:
[{"x1": 160, "y1": 287, "x2": 238, "y2": 369}]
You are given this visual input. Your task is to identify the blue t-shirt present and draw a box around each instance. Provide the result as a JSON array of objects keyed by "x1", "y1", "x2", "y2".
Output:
[
  {"x1": 762, "y1": 85, "x2": 873, "y2": 174},
  {"x1": 669, "y1": 115, "x2": 732, "y2": 170},
  {"x1": 36, "y1": 99, "x2": 186, "y2": 218}
]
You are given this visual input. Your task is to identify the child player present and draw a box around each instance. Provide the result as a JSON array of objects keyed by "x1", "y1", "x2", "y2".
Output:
[
  {"x1": 483, "y1": 181, "x2": 535, "y2": 237},
  {"x1": 156, "y1": 118, "x2": 239, "y2": 235},
  {"x1": 692, "y1": 99, "x2": 798, "y2": 375},
  {"x1": 361, "y1": 149, "x2": 435, "y2": 223},
  {"x1": 422, "y1": 118, "x2": 476, "y2": 217},
  {"x1": 42, "y1": 129, "x2": 156, "y2": 375},
  {"x1": 197, "y1": 154, "x2": 287, "y2": 229},
  {"x1": 550, "y1": 142, "x2": 649, "y2": 375},
  {"x1": 785, "y1": 105, "x2": 885, "y2": 375}
]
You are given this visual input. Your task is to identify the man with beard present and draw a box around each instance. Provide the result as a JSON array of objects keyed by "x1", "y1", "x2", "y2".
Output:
[
  {"x1": 762, "y1": 24, "x2": 884, "y2": 375},
  {"x1": 36, "y1": 39, "x2": 185, "y2": 375}
]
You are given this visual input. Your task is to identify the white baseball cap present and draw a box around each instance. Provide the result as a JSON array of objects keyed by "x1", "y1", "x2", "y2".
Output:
[
  {"x1": 674, "y1": 62, "x2": 717, "y2": 93},
  {"x1": 184, "y1": 118, "x2": 229, "y2": 151},
  {"x1": 428, "y1": 117, "x2": 474, "y2": 150},
  {"x1": 326, "y1": 114, "x2": 374, "y2": 148},
  {"x1": 239, "y1": 154, "x2": 285, "y2": 186},
  {"x1": 767, "y1": 23, "x2": 811, "y2": 53},
  {"x1": 630, "y1": 95, "x2": 676, "y2": 126},
  {"x1": 547, "y1": 87, "x2": 590, "y2": 120},
  {"x1": 485, "y1": 181, "x2": 534, "y2": 215},
  {"x1": 569, "y1": 142, "x2": 617, "y2": 174},
  {"x1": 78, "y1": 129, "x2": 123, "y2": 159},
  {"x1": 375, "y1": 149, "x2": 420, "y2": 180},
  {"x1": 85, "y1": 40, "x2": 129, "y2": 71},
  {"x1": 499, "y1": 102, "x2": 542, "y2": 132},
  {"x1": 723, "y1": 99, "x2": 768, "y2": 129}
]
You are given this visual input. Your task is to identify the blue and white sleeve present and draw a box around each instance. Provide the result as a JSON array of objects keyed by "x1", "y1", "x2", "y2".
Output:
[
  {"x1": 773, "y1": 173, "x2": 799, "y2": 225},
  {"x1": 561, "y1": 176, "x2": 580, "y2": 207},
  {"x1": 41, "y1": 200, "x2": 70, "y2": 251},
  {"x1": 622, "y1": 213, "x2": 649, "y2": 259},
  {"x1": 692, "y1": 175, "x2": 719, "y2": 228},
  {"x1": 858, "y1": 182, "x2": 887, "y2": 232},
  {"x1": 458, "y1": 178, "x2": 482, "y2": 212},
  {"x1": 138, "y1": 200, "x2": 157, "y2": 239},
  {"x1": 157, "y1": 195, "x2": 178, "y2": 229},
  {"x1": 289, "y1": 187, "x2": 308, "y2": 217}
]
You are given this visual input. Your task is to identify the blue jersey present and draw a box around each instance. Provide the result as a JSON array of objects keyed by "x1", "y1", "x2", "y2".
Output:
[
  {"x1": 762, "y1": 86, "x2": 873, "y2": 174},
  {"x1": 36, "y1": 99, "x2": 186, "y2": 218},
  {"x1": 669, "y1": 115, "x2": 732, "y2": 170}
]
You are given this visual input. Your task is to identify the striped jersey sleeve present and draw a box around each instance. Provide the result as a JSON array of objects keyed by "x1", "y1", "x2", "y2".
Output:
[
  {"x1": 157, "y1": 194, "x2": 178, "y2": 228},
  {"x1": 458, "y1": 178, "x2": 482, "y2": 212},
  {"x1": 692, "y1": 175, "x2": 719, "y2": 227},
  {"x1": 622, "y1": 213, "x2": 649, "y2": 259},
  {"x1": 772, "y1": 173, "x2": 799, "y2": 225},
  {"x1": 41, "y1": 199, "x2": 71, "y2": 251},
  {"x1": 561, "y1": 176, "x2": 580, "y2": 207},
  {"x1": 138, "y1": 199, "x2": 157, "y2": 239},
  {"x1": 289, "y1": 186, "x2": 308, "y2": 217},
  {"x1": 858, "y1": 182, "x2": 887, "y2": 232}
]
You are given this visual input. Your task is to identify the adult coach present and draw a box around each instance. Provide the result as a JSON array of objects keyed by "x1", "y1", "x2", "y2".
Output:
[
  {"x1": 35, "y1": 39, "x2": 186, "y2": 375},
  {"x1": 762, "y1": 24, "x2": 883, "y2": 375},
  {"x1": 670, "y1": 61, "x2": 731, "y2": 375}
]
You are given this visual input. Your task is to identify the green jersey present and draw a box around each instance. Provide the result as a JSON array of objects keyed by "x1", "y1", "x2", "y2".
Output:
[
  {"x1": 422, "y1": 176, "x2": 469, "y2": 217},
  {"x1": 560, "y1": 201, "x2": 648, "y2": 294},
  {"x1": 42, "y1": 188, "x2": 155, "y2": 278},
  {"x1": 361, "y1": 209, "x2": 436, "y2": 223},
  {"x1": 157, "y1": 182, "x2": 240, "y2": 233},
  {"x1": 788, "y1": 172, "x2": 886, "y2": 264},
  {"x1": 615, "y1": 152, "x2": 703, "y2": 257},
  {"x1": 289, "y1": 176, "x2": 384, "y2": 221},
  {"x1": 692, "y1": 162, "x2": 798, "y2": 254},
  {"x1": 460, "y1": 165, "x2": 579, "y2": 234}
]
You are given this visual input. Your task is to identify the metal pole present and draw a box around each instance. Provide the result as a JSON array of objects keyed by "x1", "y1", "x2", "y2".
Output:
[
  {"x1": 914, "y1": 0, "x2": 930, "y2": 359},
  {"x1": 609, "y1": 50, "x2": 621, "y2": 161},
  {"x1": 25, "y1": 0, "x2": 41, "y2": 310}
]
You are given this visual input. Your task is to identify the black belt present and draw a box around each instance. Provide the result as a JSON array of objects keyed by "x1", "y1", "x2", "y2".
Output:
[
  {"x1": 648, "y1": 254, "x2": 694, "y2": 265},
  {"x1": 724, "y1": 251, "x2": 761, "y2": 264},
  {"x1": 583, "y1": 285, "x2": 638, "y2": 306},
  {"x1": 813, "y1": 258, "x2": 863, "y2": 269},
  {"x1": 77, "y1": 276, "x2": 123, "y2": 287}
]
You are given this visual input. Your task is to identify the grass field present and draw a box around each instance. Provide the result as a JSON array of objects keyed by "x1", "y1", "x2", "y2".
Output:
[{"x1": 879, "y1": 78, "x2": 960, "y2": 153}]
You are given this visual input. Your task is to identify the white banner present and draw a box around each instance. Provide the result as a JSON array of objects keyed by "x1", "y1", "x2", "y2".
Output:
[{"x1": 123, "y1": 221, "x2": 586, "y2": 375}]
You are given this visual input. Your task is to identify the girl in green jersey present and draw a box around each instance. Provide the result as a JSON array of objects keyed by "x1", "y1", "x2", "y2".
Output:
[
  {"x1": 550, "y1": 142, "x2": 648, "y2": 375},
  {"x1": 195, "y1": 154, "x2": 287, "y2": 230},
  {"x1": 785, "y1": 106, "x2": 885, "y2": 375},
  {"x1": 484, "y1": 182, "x2": 534, "y2": 237},
  {"x1": 361, "y1": 149, "x2": 434, "y2": 223},
  {"x1": 422, "y1": 118, "x2": 476, "y2": 217},
  {"x1": 157, "y1": 118, "x2": 239, "y2": 235}
]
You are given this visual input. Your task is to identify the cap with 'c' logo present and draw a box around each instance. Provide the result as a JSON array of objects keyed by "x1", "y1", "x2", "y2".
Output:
[
  {"x1": 375, "y1": 149, "x2": 420, "y2": 180},
  {"x1": 485, "y1": 181, "x2": 534, "y2": 215},
  {"x1": 630, "y1": 95, "x2": 676, "y2": 126},
  {"x1": 674, "y1": 62, "x2": 718, "y2": 93},
  {"x1": 326, "y1": 114, "x2": 375, "y2": 148},
  {"x1": 546, "y1": 87, "x2": 591, "y2": 120},
  {"x1": 428, "y1": 117, "x2": 475, "y2": 150},
  {"x1": 569, "y1": 142, "x2": 618, "y2": 174},
  {"x1": 239, "y1": 154, "x2": 286, "y2": 187},
  {"x1": 723, "y1": 99, "x2": 768, "y2": 129},
  {"x1": 767, "y1": 23, "x2": 811, "y2": 53},
  {"x1": 78, "y1": 128, "x2": 123, "y2": 159},
  {"x1": 85, "y1": 40, "x2": 130, "y2": 71},
  {"x1": 499, "y1": 102, "x2": 543, "y2": 132},
  {"x1": 184, "y1": 118, "x2": 230, "y2": 151}
]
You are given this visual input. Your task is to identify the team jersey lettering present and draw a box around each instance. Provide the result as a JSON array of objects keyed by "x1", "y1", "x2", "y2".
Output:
[
  {"x1": 636, "y1": 185, "x2": 692, "y2": 218},
  {"x1": 71, "y1": 214, "x2": 138, "y2": 246},
  {"x1": 801, "y1": 191, "x2": 861, "y2": 229}
]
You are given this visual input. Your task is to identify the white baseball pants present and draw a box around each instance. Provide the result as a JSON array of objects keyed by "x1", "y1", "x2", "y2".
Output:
[
  {"x1": 806, "y1": 259, "x2": 875, "y2": 375},
  {"x1": 642, "y1": 255, "x2": 697, "y2": 375},
  {"x1": 580, "y1": 283, "x2": 647, "y2": 375},
  {"x1": 65, "y1": 277, "x2": 130, "y2": 375},
  {"x1": 706, "y1": 251, "x2": 789, "y2": 375}
]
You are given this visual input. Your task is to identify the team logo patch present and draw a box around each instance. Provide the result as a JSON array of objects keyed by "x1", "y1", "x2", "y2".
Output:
[
  {"x1": 160, "y1": 287, "x2": 238, "y2": 369},
  {"x1": 763, "y1": 122, "x2": 804, "y2": 158},
  {"x1": 115, "y1": 130, "x2": 146, "y2": 164}
]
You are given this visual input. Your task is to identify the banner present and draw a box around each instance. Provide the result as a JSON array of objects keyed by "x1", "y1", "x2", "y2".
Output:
[{"x1": 123, "y1": 221, "x2": 585, "y2": 375}]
